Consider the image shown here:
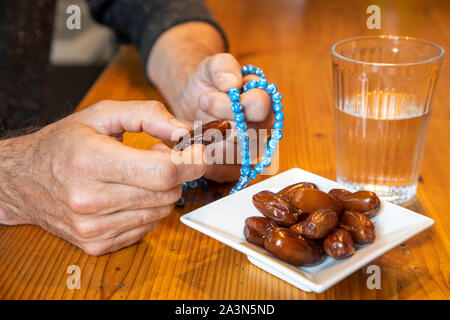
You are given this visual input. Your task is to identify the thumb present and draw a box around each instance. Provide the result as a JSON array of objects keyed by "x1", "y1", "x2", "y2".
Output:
[
  {"x1": 205, "y1": 53, "x2": 242, "y2": 92},
  {"x1": 80, "y1": 100, "x2": 191, "y2": 141}
]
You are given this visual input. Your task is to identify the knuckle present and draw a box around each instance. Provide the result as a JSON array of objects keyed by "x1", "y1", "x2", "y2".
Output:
[
  {"x1": 159, "y1": 205, "x2": 173, "y2": 219},
  {"x1": 137, "y1": 211, "x2": 151, "y2": 225},
  {"x1": 148, "y1": 100, "x2": 166, "y2": 113},
  {"x1": 166, "y1": 186, "x2": 182, "y2": 204},
  {"x1": 68, "y1": 191, "x2": 98, "y2": 215},
  {"x1": 81, "y1": 242, "x2": 106, "y2": 256},
  {"x1": 135, "y1": 209, "x2": 155, "y2": 225},
  {"x1": 73, "y1": 220, "x2": 98, "y2": 239}
]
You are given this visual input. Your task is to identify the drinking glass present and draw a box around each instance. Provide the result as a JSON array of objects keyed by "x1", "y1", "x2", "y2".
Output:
[{"x1": 331, "y1": 35, "x2": 444, "y2": 204}]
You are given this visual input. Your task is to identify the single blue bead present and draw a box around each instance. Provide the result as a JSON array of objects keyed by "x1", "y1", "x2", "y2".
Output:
[
  {"x1": 182, "y1": 183, "x2": 189, "y2": 191},
  {"x1": 274, "y1": 112, "x2": 284, "y2": 121},
  {"x1": 188, "y1": 180, "x2": 198, "y2": 188},
  {"x1": 241, "y1": 65, "x2": 248, "y2": 75},
  {"x1": 247, "y1": 64, "x2": 255, "y2": 74},
  {"x1": 254, "y1": 163, "x2": 264, "y2": 173},
  {"x1": 265, "y1": 147, "x2": 275, "y2": 158},
  {"x1": 234, "y1": 112, "x2": 245, "y2": 122},
  {"x1": 266, "y1": 83, "x2": 277, "y2": 94},
  {"x1": 237, "y1": 131, "x2": 248, "y2": 141},
  {"x1": 239, "y1": 175, "x2": 250, "y2": 185},
  {"x1": 272, "y1": 129, "x2": 283, "y2": 140},
  {"x1": 273, "y1": 121, "x2": 284, "y2": 130},
  {"x1": 240, "y1": 166, "x2": 251, "y2": 176},
  {"x1": 241, "y1": 149, "x2": 250, "y2": 158},
  {"x1": 231, "y1": 102, "x2": 243, "y2": 113},
  {"x1": 176, "y1": 197, "x2": 185, "y2": 206},
  {"x1": 228, "y1": 88, "x2": 239, "y2": 96},
  {"x1": 242, "y1": 157, "x2": 251, "y2": 166},
  {"x1": 230, "y1": 187, "x2": 239, "y2": 194},
  {"x1": 249, "y1": 170, "x2": 258, "y2": 179},
  {"x1": 268, "y1": 138, "x2": 278, "y2": 149},
  {"x1": 261, "y1": 157, "x2": 272, "y2": 167},
  {"x1": 255, "y1": 67, "x2": 263, "y2": 77},
  {"x1": 247, "y1": 79, "x2": 257, "y2": 89},
  {"x1": 272, "y1": 92, "x2": 282, "y2": 103},
  {"x1": 273, "y1": 103, "x2": 283, "y2": 112},
  {"x1": 240, "y1": 139, "x2": 249, "y2": 149},
  {"x1": 242, "y1": 84, "x2": 248, "y2": 92},
  {"x1": 230, "y1": 92, "x2": 240, "y2": 102},
  {"x1": 235, "y1": 183, "x2": 244, "y2": 190},
  {"x1": 257, "y1": 78, "x2": 268, "y2": 89},
  {"x1": 236, "y1": 121, "x2": 247, "y2": 131}
]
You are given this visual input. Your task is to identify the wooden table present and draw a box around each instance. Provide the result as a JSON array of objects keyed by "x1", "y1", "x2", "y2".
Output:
[{"x1": 1, "y1": 0, "x2": 449, "y2": 300}]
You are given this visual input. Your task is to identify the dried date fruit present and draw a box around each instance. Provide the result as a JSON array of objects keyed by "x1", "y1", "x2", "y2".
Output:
[
  {"x1": 340, "y1": 191, "x2": 381, "y2": 218},
  {"x1": 244, "y1": 216, "x2": 278, "y2": 247},
  {"x1": 290, "y1": 188, "x2": 344, "y2": 216},
  {"x1": 252, "y1": 191, "x2": 299, "y2": 226},
  {"x1": 289, "y1": 208, "x2": 338, "y2": 239},
  {"x1": 278, "y1": 182, "x2": 318, "y2": 201},
  {"x1": 328, "y1": 188, "x2": 353, "y2": 201},
  {"x1": 264, "y1": 228, "x2": 324, "y2": 266},
  {"x1": 340, "y1": 210, "x2": 376, "y2": 244},
  {"x1": 175, "y1": 120, "x2": 231, "y2": 151},
  {"x1": 324, "y1": 228, "x2": 355, "y2": 259}
]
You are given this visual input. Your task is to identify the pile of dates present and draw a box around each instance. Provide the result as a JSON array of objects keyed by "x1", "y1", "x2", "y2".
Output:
[{"x1": 244, "y1": 182, "x2": 381, "y2": 266}]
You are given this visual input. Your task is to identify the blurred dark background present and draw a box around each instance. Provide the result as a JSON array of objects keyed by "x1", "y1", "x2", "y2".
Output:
[
  {"x1": 46, "y1": 0, "x2": 117, "y2": 121},
  {"x1": 0, "y1": 0, "x2": 118, "y2": 130}
]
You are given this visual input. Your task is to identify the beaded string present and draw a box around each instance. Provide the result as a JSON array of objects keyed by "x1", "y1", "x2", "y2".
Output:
[{"x1": 176, "y1": 64, "x2": 284, "y2": 206}]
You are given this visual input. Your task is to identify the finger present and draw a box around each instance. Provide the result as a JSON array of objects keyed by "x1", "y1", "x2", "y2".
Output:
[
  {"x1": 68, "y1": 181, "x2": 182, "y2": 215},
  {"x1": 81, "y1": 100, "x2": 191, "y2": 141},
  {"x1": 205, "y1": 53, "x2": 243, "y2": 92},
  {"x1": 243, "y1": 74, "x2": 261, "y2": 84},
  {"x1": 199, "y1": 89, "x2": 272, "y2": 122},
  {"x1": 80, "y1": 222, "x2": 159, "y2": 256},
  {"x1": 96, "y1": 140, "x2": 207, "y2": 190},
  {"x1": 73, "y1": 205, "x2": 173, "y2": 240}
]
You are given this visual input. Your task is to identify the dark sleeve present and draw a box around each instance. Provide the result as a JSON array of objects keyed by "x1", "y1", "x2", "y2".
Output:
[{"x1": 86, "y1": 0, "x2": 228, "y2": 67}]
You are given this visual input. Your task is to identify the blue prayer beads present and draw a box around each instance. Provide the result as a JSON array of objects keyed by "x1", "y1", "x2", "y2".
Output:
[
  {"x1": 229, "y1": 64, "x2": 284, "y2": 194},
  {"x1": 178, "y1": 64, "x2": 285, "y2": 203}
]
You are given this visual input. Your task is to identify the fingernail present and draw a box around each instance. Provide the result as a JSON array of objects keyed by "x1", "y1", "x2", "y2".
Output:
[
  {"x1": 218, "y1": 73, "x2": 239, "y2": 85},
  {"x1": 199, "y1": 95, "x2": 209, "y2": 111}
]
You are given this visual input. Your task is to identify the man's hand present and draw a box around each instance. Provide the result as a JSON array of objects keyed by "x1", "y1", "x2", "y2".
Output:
[
  {"x1": 176, "y1": 53, "x2": 274, "y2": 182},
  {"x1": 0, "y1": 100, "x2": 206, "y2": 255},
  {"x1": 176, "y1": 53, "x2": 272, "y2": 126},
  {"x1": 148, "y1": 22, "x2": 273, "y2": 182}
]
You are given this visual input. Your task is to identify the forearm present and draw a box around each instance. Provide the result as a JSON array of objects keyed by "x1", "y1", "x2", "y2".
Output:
[
  {"x1": 147, "y1": 22, "x2": 226, "y2": 110},
  {"x1": 87, "y1": 0, "x2": 227, "y2": 100},
  {"x1": 0, "y1": 136, "x2": 33, "y2": 225}
]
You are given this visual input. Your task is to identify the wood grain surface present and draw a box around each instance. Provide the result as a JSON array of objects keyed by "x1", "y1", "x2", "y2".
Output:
[{"x1": 1, "y1": 0, "x2": 449, "y2": 299}]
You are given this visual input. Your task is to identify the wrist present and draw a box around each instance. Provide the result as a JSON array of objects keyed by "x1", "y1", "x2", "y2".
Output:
[
  {"x1": 147, "y1": 21, "x2": 225, "y2": 108},
  {"x1": 0, "y1": 134, "x2": 36, "y2": 225}
]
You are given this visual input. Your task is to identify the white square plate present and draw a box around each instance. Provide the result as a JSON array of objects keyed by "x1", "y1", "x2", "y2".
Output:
[{"x1": 180, "y1": 168, "x2": 434, "y2": 293}]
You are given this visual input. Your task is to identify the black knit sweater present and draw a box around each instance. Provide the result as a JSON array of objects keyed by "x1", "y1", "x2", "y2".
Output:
[{"x1": 0, "y1": 0, "x2": 225, "y2": 131}]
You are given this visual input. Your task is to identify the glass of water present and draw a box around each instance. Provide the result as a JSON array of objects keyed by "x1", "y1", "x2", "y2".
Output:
[{"x1": 332, "y1": 35, "x2": 444, "y2": 204}]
